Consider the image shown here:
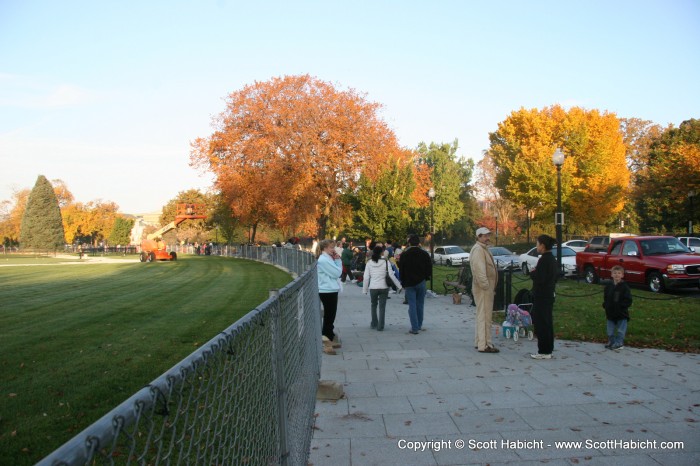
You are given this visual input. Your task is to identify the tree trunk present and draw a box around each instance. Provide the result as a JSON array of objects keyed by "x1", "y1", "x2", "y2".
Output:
[
  {"x1": 317, "y1": 215, "x2": 327, "y2": 240},
  {"x1": 250, "y1": 222, "x2": 258, "y2": 244}
]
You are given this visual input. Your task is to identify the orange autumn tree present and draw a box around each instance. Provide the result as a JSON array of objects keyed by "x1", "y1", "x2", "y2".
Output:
[
  {"x1": 634, "y1": 118, "x2": 700, "y2": 232},
  {"x1": 190, "y1": 74, "x2": 402, "y2": 241},
  {"x1": 489, "y1": 105, "x2": 629, "y2": 229}
]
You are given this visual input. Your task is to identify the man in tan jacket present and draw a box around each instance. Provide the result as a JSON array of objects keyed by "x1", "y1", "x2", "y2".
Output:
[{"x1": 470, "y1": 227, "x2": 499, "y2": 353}]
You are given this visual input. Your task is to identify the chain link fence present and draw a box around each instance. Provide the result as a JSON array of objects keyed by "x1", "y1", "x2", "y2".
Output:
[{"x1": 39, "y1": 247, "x2": 321, "y2": 465}]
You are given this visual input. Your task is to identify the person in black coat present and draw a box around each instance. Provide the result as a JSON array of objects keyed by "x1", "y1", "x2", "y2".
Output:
[
  {"x1": 529, "y1": 234, "x2": 559, "y2": 359},
  {"x1": 398, "y1": 235, "x2": 432, "y2": 334},
  {"x1": 603, "y1": 265, "x2": 633, "y2": 350}
]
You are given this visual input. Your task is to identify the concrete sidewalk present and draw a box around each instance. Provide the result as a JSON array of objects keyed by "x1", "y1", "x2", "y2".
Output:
[{"x1": 309, "y1": 280, "x2": 700, "y2": 465}]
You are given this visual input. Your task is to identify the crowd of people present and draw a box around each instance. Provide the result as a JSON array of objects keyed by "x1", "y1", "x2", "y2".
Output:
[
  {"x1": 316, "y1": 229, "x2": 632, "y2": 358},
  {"x1": 315, "y1": 235, "x2": 432, "y2": 354}
]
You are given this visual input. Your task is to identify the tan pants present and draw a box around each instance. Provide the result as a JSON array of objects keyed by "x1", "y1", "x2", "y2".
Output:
[{"x1": 473, "y1": 286, "x2": 495, "y2": 350}]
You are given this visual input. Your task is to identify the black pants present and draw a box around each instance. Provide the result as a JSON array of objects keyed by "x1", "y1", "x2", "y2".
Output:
[
  {"x1": 532, "y1": 295, "x2": 554, "y2": 354},
  {"x1": 319, "y1": 292, "x2": 339, "y2": 341}
]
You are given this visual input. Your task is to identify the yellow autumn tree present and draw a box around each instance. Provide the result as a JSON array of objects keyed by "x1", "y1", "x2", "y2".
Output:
[
  {"x1": 61, "y1": 201, "x2": 119, "y2": 245},
  {"x1": 488, "y1": 105, "x2": 629, "y2": 228}
]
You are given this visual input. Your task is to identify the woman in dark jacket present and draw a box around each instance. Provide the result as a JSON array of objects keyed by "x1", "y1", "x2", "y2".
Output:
[{"x1": 529, "y1": 234, "x2": 559, "y2": 359}]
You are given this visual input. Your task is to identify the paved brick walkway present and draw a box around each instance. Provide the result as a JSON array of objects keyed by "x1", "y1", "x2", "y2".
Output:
[{"x1": 309, "y1": 281, "x2": 700, "y2": 465}]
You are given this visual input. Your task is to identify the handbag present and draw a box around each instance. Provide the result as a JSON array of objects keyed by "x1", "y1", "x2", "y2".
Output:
[{"x1": 385, "y1": 260, "x2": 398, "y2": 291}]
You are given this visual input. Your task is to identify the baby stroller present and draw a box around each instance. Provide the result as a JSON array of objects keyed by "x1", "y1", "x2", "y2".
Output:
[{"x1": 502, "y1": 301, "x2": 534, "y2": 342}]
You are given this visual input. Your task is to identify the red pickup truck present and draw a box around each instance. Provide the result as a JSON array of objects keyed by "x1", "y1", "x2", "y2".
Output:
[{"x1": 576, "y1": 236, "x2": 700, "y2": 293}]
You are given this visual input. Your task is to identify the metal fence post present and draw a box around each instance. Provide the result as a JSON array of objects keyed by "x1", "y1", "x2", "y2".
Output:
[
  {"x1": 269, "y1": 289, "x2": 290, "y2": 465},
  {"x1": 505, "y1": 268, "x2": 512, "y2": 307}
]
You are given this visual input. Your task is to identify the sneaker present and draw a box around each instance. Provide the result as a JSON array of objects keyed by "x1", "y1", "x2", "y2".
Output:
[
  {"x1": 408, "y1": 330, "x2": 419, "y2": 335},
  {"x1": 604, "y1": 343, "x2": 613, "y2": 349},
  {"x1": 611, "y1": 344, "x2": 624, "y2": 351},
  {"x1": 530, "y1": 353, "x2": 552, "y2": 360}
]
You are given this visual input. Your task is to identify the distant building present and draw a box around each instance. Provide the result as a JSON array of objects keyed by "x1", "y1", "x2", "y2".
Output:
[{"x1": 128, "y1": 211, "x2": 161, "y2": 245}]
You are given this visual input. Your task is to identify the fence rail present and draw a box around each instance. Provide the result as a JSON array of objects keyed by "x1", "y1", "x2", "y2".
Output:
[{"x1": 39, "y1": 247, "x2": 321, "y2": 466}]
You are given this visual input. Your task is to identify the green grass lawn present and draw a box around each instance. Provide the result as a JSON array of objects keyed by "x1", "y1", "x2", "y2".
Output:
[
  {"x1": 431, "y1": 264, "x2": 699, "y2": 353},
  {"x1": 0, "y1": 255, "x2": 292, "y2": 465},
  {"x1": 536, "y1": 278, "x2": 700, "y2": 353}
]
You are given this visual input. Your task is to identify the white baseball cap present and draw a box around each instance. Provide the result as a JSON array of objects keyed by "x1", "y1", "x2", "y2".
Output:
[{"x1": 476, "y1": 227, "x2": 491, "y2": 236}]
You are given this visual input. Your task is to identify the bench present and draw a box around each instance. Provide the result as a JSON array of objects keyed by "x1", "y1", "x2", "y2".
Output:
[{"x1": 443, "y1": 263, "x2": 474, "y2": 303}]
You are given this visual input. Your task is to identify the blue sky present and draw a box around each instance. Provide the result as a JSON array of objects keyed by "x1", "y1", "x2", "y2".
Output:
[{"x1": 1, "y1": 0, "x2": 698, "y2": 214}]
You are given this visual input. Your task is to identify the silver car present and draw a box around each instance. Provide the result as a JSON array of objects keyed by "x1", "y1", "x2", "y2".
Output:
[
  {"x1": 561, "y1": 240, "x2": 588, "y2": 252},
  {"x1": 488, "y1": 246, "x2": 521, "y2": 270}
]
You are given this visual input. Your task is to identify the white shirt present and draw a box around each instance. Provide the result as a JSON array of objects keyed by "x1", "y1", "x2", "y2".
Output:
[{"x1": 362, "y1": 258, "x2": 402, "y2": 292}]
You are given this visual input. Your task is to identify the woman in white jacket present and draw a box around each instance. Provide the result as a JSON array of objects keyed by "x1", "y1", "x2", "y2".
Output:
[{"x1": 363, "y1": 245, "x2": 402, "y2": 331}]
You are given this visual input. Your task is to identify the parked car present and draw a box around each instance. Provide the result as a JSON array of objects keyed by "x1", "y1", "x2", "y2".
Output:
[
  {"x1": 584, "y1": 233, "x2": 636, "y2": 253},
  {"x1": 488, "y1": 246, "x2": 521, "y2": 270},
  {"x1": 677, "y1": 236, "x2": 700, "y2": 251},
  {"x1": 433, "y1": 245, "x2": 469, "y2": 266},
  {"x1": 576, "y1": 236, "x2": 700, "y2": 293},
  {"x1": 519, "y1": 246, "x2": 578, "y2": 277},
  {"x1": 561, "y1": 240, "x2": 588, "y2": 252}
]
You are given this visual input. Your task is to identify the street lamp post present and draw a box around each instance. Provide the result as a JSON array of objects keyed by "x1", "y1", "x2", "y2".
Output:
[
  {"x1": 428, "y1": 187, "x2": 436, "y2": 292},
  {"x1": 552, "y1": 148, "x2": 565, "y2": 273},
  {"x1": 689, "y1": 190, "x2": 696, "y2": 234},
  {"x1": 494, "y1": 213, "x2": 499, "y2": 246}
]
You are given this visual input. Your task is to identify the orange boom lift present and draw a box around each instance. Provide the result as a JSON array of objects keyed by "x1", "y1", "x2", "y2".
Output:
[{"x1": 139, "y1": 203, "x2": 206, "y2": 262}]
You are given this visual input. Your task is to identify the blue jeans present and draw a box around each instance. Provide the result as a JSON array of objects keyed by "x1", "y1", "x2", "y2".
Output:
[
  {"x1": 405, "y1": 280, "x2": 427, "y2": 332},
  {"x1": 607, "y1": 319, "x2": 627, "y2": 346}
]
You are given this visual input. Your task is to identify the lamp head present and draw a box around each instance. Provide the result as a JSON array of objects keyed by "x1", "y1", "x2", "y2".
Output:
[
  {"x1": 428, "y1": 187, "x2": 436, "y2": 198},
  {"x1": 552, "y1": 148, "x2": 565, "y2": 166}
]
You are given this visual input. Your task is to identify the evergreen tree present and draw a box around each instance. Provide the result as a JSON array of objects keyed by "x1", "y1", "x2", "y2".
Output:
[
  {"x1": 19, "y1": 175, "x2": 65, "y2": 250},
  {"x1": 108, "y1": 217, "x2": 135, "y2": 245}
]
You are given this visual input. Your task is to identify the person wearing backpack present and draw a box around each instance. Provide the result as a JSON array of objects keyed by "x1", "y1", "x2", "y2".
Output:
[{"x1": 363, "y1": 245, "x2": 402, "y2": 331}]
